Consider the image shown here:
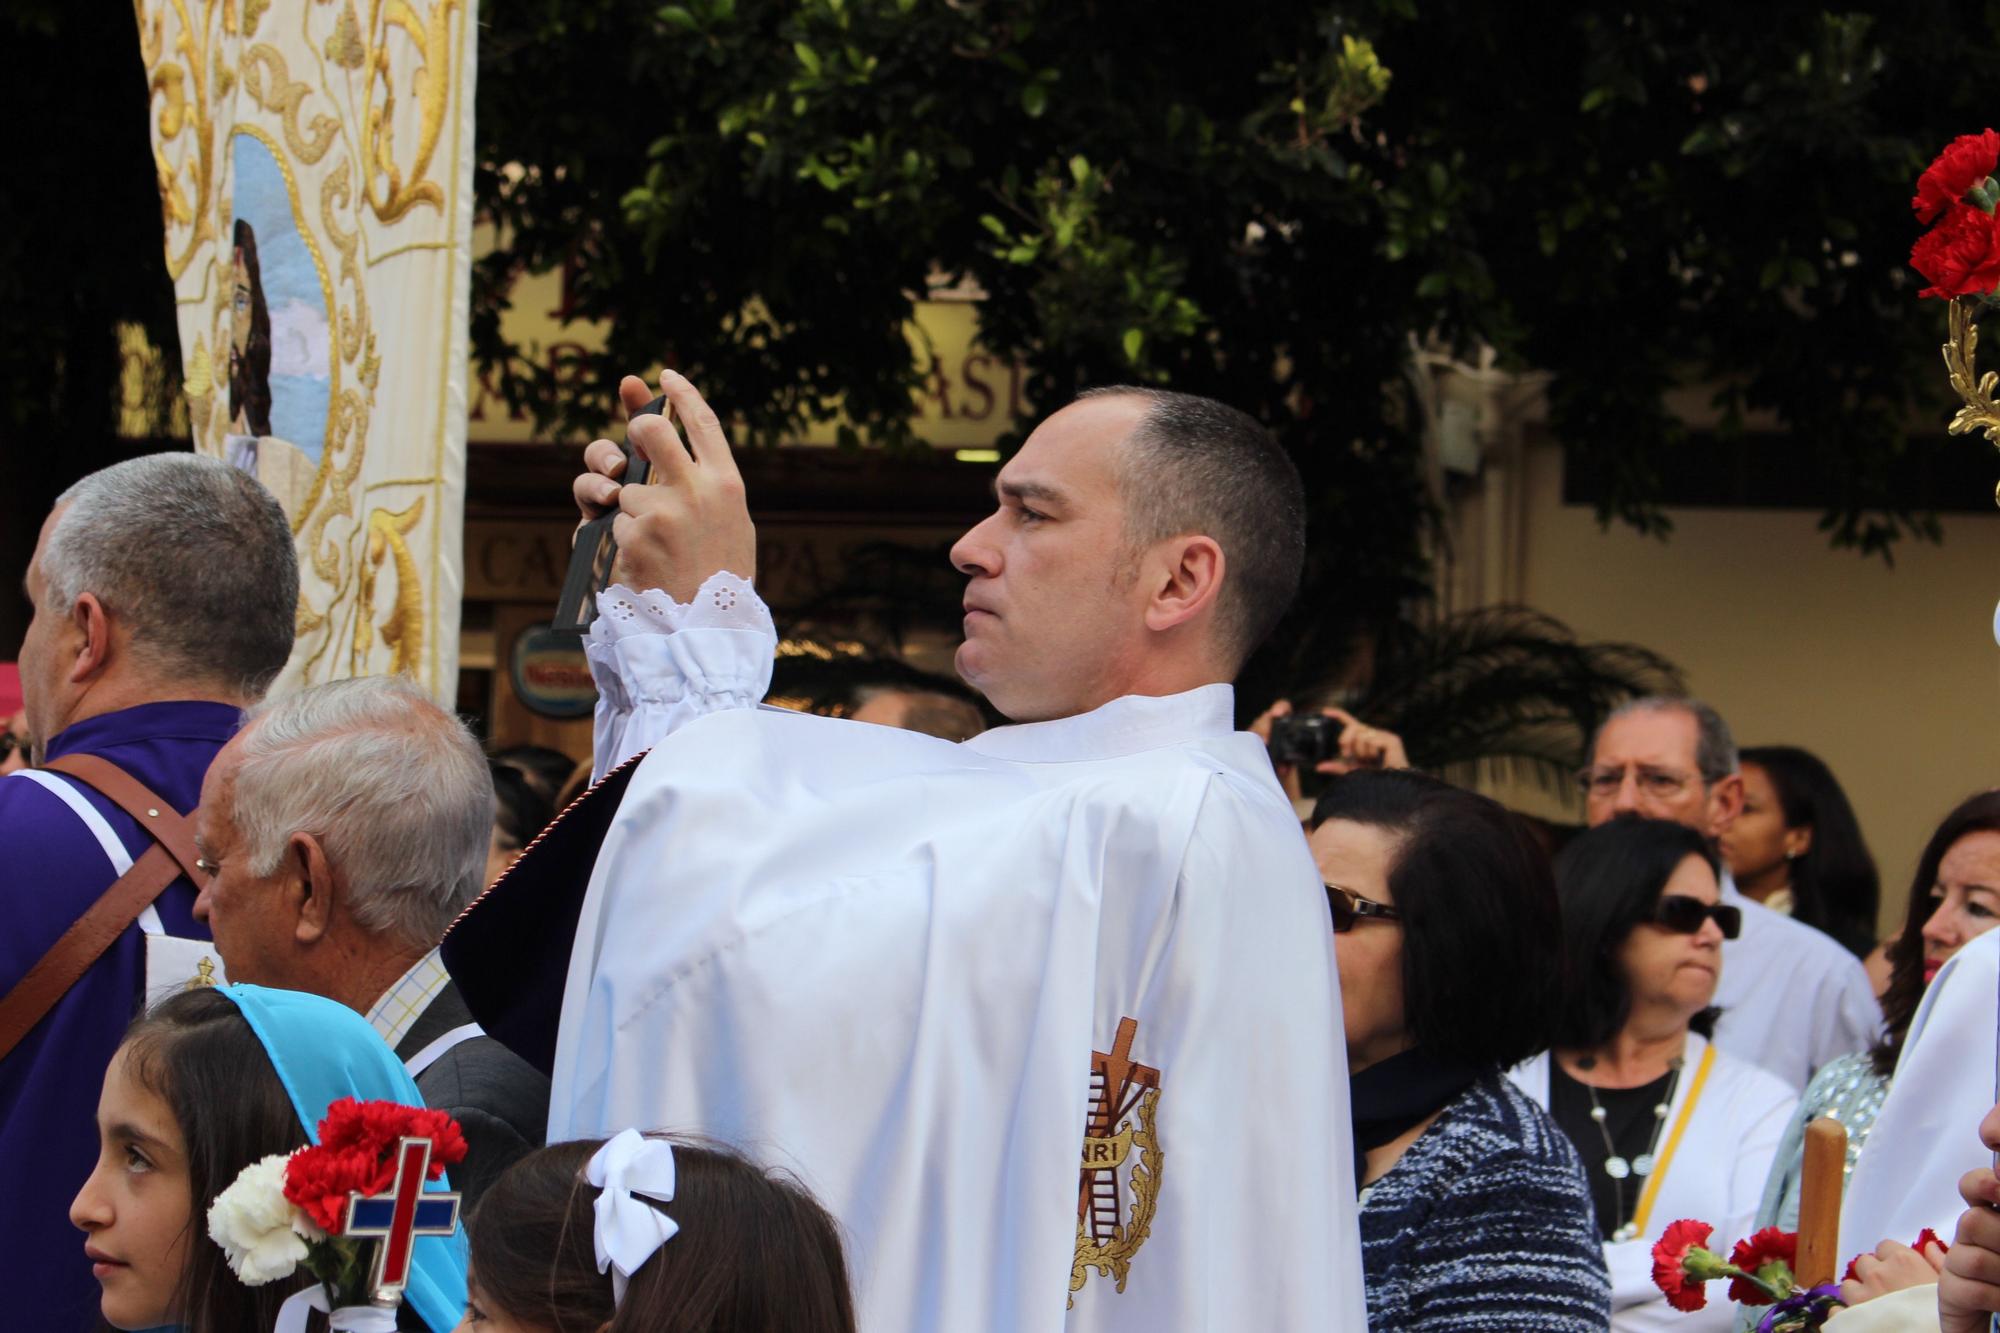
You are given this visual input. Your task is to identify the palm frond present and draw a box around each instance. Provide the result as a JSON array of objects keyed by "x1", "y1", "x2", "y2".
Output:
[{"x1": 1320, "y1": 606, "x2": 1685, "y2": 793}]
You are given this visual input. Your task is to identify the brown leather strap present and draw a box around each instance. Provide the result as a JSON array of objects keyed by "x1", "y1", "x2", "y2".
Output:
[
  {"x1": 0, "y1": 756, "x2": 206, "y2": 1062},
  {"x1": 42, "y1": 753, "x2": 203, "y2": 882},
  {"x1": 0, "y1": 844, "x2": 184, "y2": 1061}
]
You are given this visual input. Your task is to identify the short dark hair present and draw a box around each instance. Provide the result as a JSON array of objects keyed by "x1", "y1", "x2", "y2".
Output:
[
  {"x1": 491, "y1": 744, "x2": 581, "y2": 806},
  {"x1": 1309, "y1": 770, "x2": 1564, "y2": 1072},
  {"x1": 1551, "y1": 818, "x2": 1721, "y2": 1050},
  {"x1": 119, "y1": 988, "x2": 312, "y2": 1330},
  {"x1": 1740, "y1": 746, "x2": 1879, "y2": 955},
  {"x1": 491, "y1": 760, "x2": 554, "y2": 850},
  {"x1": 468, "y1": 1135, "x2": 857, "y2": 1333},
  {"x1": 1080, "y1": 386, "x2": 1305, "y2": 669},
  {"x1": 1872, "y1": 789, "x2": 2000, "y2": 1077}
]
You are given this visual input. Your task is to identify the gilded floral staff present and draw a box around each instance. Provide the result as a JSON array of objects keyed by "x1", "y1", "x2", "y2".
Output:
[{"x1": 1910, "y1": 130, "x2": 2000, "y2": 499}]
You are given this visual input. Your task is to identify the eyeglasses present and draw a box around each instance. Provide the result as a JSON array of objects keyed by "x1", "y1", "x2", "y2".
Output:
[
  {"x1": 1576, "y1": 765, "x2": 1702, "y2": 800},
  {"x1": 1326, "y1": 884, "x2": 1401, "y2": 933},
  {"x1": 1653, "y1": 894, "x2": 1741, "y2": 940}
]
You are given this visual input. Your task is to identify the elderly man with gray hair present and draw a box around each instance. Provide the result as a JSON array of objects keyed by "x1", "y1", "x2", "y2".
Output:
[
  {"x1": 192, "y1": 674, "x2": 550, "y2": 1205},
  {"x1": 1579, "y1": 694, "x2": 1880, "y2": 1091},
  {"x1": 1, "y1": 452, "x2": 297, "y2": 1329}
]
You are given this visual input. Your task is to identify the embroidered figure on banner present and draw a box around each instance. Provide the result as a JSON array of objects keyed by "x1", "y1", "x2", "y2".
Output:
[{"x1": 1070, "y1": 1016, "x2": 1163, "y2": 1305}]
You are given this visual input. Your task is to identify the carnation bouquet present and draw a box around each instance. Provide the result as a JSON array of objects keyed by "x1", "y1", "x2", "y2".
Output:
[
  {"x1": 1651, "y1": 1219, "x2": 1948, "y2": 1332},
  {"x1": 1910, "y1": 130, "x2": 2000, "y2": 473},
  {"x1": 207, "y1": 1097, "x2": 466, "y2": 1332}
]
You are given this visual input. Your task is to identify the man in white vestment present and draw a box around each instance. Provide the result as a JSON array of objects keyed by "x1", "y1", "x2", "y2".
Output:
[
  {"x1": 443, "y1": 372, "x2": 1367, "y2": 1332},
  {"x1": 1582, "y1": 698, "x2": 1880, "y2": 1091}
]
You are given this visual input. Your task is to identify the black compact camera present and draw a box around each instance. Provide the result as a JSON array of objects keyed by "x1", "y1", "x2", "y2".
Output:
[{"x1": 1268, "y1": 714, "x2": 1344, "y2": 766}]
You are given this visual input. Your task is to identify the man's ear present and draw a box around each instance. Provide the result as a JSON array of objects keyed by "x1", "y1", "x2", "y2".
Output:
[
  {"x1": 1708, "y1": 772, "x2": 1746, "y2": 840},
  {"x1": 67, "y1": 592, "x2": 114, "y2": 684},
  {"x1": 1142, "y1": 535, "x2": 1225, "y2": 635},
  {"x1": 290, "y1": 834, "x2": 340, "y2": 945}
]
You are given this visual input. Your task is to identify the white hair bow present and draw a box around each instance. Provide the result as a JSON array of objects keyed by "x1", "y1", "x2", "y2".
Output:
[{"x1": 584, "y1": 1129, "x2": 680, "y2": 1306}]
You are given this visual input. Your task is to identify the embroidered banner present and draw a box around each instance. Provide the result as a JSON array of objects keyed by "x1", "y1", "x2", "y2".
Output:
[{"x1": 136, "y1": 0, "x2": 478, "y2": 700}]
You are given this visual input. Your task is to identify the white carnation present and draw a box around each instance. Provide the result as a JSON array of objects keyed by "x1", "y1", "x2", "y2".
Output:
[{"x1": 206, "y1": 1153, "x2": 313, "y2": 1285}]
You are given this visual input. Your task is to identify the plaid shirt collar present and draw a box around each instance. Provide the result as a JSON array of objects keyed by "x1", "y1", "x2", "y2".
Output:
[{"x1": 364, "y1": 949, "x2": 451, "y2": 1052}]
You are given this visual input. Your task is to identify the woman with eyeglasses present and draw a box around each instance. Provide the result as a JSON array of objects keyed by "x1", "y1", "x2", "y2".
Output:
[
  {"x1": 1512, "y1": 817, "x2": 1797, "y2": 1332},
  {"x1": 1307, "y1": 771, "x2": 1610, "y2": 1332}
]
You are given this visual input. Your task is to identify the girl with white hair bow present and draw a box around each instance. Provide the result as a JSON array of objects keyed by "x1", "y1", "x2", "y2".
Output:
[{"x1": 456, "y1": 1130, "x2": 854, "y2": 1333}]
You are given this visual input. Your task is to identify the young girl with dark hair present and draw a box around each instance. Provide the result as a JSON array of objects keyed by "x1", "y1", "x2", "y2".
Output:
[
  {"x1": 1513, "y1": 817, "x2": 1797, "y2": 1333},
  {"x1": 68, "y1": 984, "x2": 466, "y2": 1332},
  {"x1": 459, "y1": 1131, "x2": 855, "y2": 1333},
  {"x1": 1724, "y1": 745, "x2": 1881, "y2": 957}
]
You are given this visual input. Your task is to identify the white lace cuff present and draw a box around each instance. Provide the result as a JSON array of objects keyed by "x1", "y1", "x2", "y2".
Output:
[
  {"x1": 590, "y1": 571, "x2": 771, "y2": 639},
  {"x1": 585, "y1": 573, "x2": 777, "y2": 779}
]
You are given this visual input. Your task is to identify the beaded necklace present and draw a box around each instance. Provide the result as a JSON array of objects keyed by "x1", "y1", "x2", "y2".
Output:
[{"x1": 1577, "y1": 1054, "x2": 1684, "y2": 1243}]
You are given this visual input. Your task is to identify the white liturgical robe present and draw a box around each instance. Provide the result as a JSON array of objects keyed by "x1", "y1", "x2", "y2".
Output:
[
  {"x1": 1839, "y1": 927, "x2": 1998, "y2": 1258},
  {"x1": 549, "y1": 579, "x2": 1367, "y2": 1333},
  {"x1": 1710, "y1": 875, "x2": 1881, "y2": 1092}
]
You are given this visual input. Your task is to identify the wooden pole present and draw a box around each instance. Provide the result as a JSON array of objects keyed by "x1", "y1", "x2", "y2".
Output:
[{"x1": 1796, "y1": 1117, "x2": 1849, "y2": 1289}]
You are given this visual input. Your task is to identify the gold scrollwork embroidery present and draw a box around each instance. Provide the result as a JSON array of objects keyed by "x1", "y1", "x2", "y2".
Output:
[
  {"x1": 1070, "y1": 1018, "x2": 1164, "y2": 1307},
  {"x1": 356, "y1": 498, "x2": 427, "y2": 676},
  {"x1": 1070, "y1": 1087, "x2": 1162, "y2": 1303},
  {"x1": 139, "y1": 0, "x2": 468, "y2": 692}
]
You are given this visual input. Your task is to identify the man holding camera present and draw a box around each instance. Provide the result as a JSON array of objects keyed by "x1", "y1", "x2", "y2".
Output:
[{"x1": 447, "y1": 371, "x2": 1367, "y2": 1332}]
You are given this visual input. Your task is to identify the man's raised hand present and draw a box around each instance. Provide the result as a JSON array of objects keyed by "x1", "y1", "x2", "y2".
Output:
[{"x1": 573, "y1": 370, "x2": 756, "y2": 604}]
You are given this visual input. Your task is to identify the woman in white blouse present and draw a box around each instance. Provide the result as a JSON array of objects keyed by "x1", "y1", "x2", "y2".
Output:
[{"x1": 1512, "y1": 818, "x2": 1798, "y2": 1332}]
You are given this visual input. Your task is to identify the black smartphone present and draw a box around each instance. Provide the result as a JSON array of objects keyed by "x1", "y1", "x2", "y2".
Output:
[{"x1": 551, "y1": 396, "x2": 664, "y2": 634}]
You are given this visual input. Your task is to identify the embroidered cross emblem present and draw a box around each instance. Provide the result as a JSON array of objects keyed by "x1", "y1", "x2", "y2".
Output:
[{"x1": 343, "y1": 1136, "x2": 461, "y2": 1301}]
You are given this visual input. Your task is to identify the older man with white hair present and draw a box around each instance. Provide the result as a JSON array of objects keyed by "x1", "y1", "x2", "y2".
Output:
[
  {"x1": 192, "y1": 674, "x2": 549, "y2": 1205},
  {"x1": 1, "y1": 452, "x2": 297, "y2": 1330}
]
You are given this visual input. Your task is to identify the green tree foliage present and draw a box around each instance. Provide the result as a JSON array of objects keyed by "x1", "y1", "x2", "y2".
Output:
[
  {"x1": 1381, "y1": 3, "x2": 1996, "y2": 555},
  {"x1": 471, "y1": 1, "x2": 2000, "y2": 728}
]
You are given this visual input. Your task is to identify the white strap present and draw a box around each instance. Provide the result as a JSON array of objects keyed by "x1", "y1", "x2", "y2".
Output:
[
  {"x1": 276, "y1": 1285, "x2": 399, "y2": 1333},
  {"x1": 404, "y1": 1022, "x2": 485, "y2": 1079},
  {"x1": 10, "y1": 770, "x2": 165, "y2": 935},
  {"x1": 12, "y1": 769, "x2": 132, "y2": 872}
]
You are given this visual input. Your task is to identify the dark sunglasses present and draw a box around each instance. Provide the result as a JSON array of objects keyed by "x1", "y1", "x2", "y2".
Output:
[
  {"x1": 1653, "y1": 894, "x2": 1740, "y2": 940},
  {"x1": 1326, "y1": 884, "x2": 1401, "y2": 933}
]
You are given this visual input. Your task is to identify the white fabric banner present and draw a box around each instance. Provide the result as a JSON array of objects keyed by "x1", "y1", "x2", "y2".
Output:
[{"x1": 136, "y1": 0, "x2": 479, "y2": 701}]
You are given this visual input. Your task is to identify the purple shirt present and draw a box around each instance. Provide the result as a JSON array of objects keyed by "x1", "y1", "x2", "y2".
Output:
[{"x1": 0, "y1": 701, "x2": 237, "y2": 1332}]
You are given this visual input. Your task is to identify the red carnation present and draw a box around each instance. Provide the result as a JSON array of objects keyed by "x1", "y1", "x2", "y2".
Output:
[
  {"x1": 280, "y1": 1100, "x2": 469, "y2": 1233},
  {"x1": 1911, "y1": 202, "x2": 2000, "y2": 299},
  {"x1": 314, "y1": 1098, "x2": 468, "y2": 1174},
  {"x1": 283, "y1": 1143, "x2": 386, "y2": 1233},
  {"x1": 1727, "y1": 1227, "x2": 1798, "y2": 1305},
  {"x1": 1653, "y1": 1218, "x2": 1719, "y2": 1313},
  {"x1": 1914, "y1": 1228, "x2": 1950, "y2": 1257},
  {"x1": 1914, "y1": 130, "x2": 2000, "y2": 223}
]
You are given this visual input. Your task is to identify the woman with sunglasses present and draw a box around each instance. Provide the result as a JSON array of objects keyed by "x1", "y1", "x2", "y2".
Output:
[
  {"x1": 1513, "y1": 817, "x2": 1797, "y2": 1332},
  {"x1": 1308, "y1": 771, "x2": 1610, "y2": 1331}
]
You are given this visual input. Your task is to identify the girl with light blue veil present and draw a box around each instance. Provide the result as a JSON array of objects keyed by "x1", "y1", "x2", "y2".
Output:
[{"x1": 69, "y1": 983, "x2": 467, "y2": 1332}]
